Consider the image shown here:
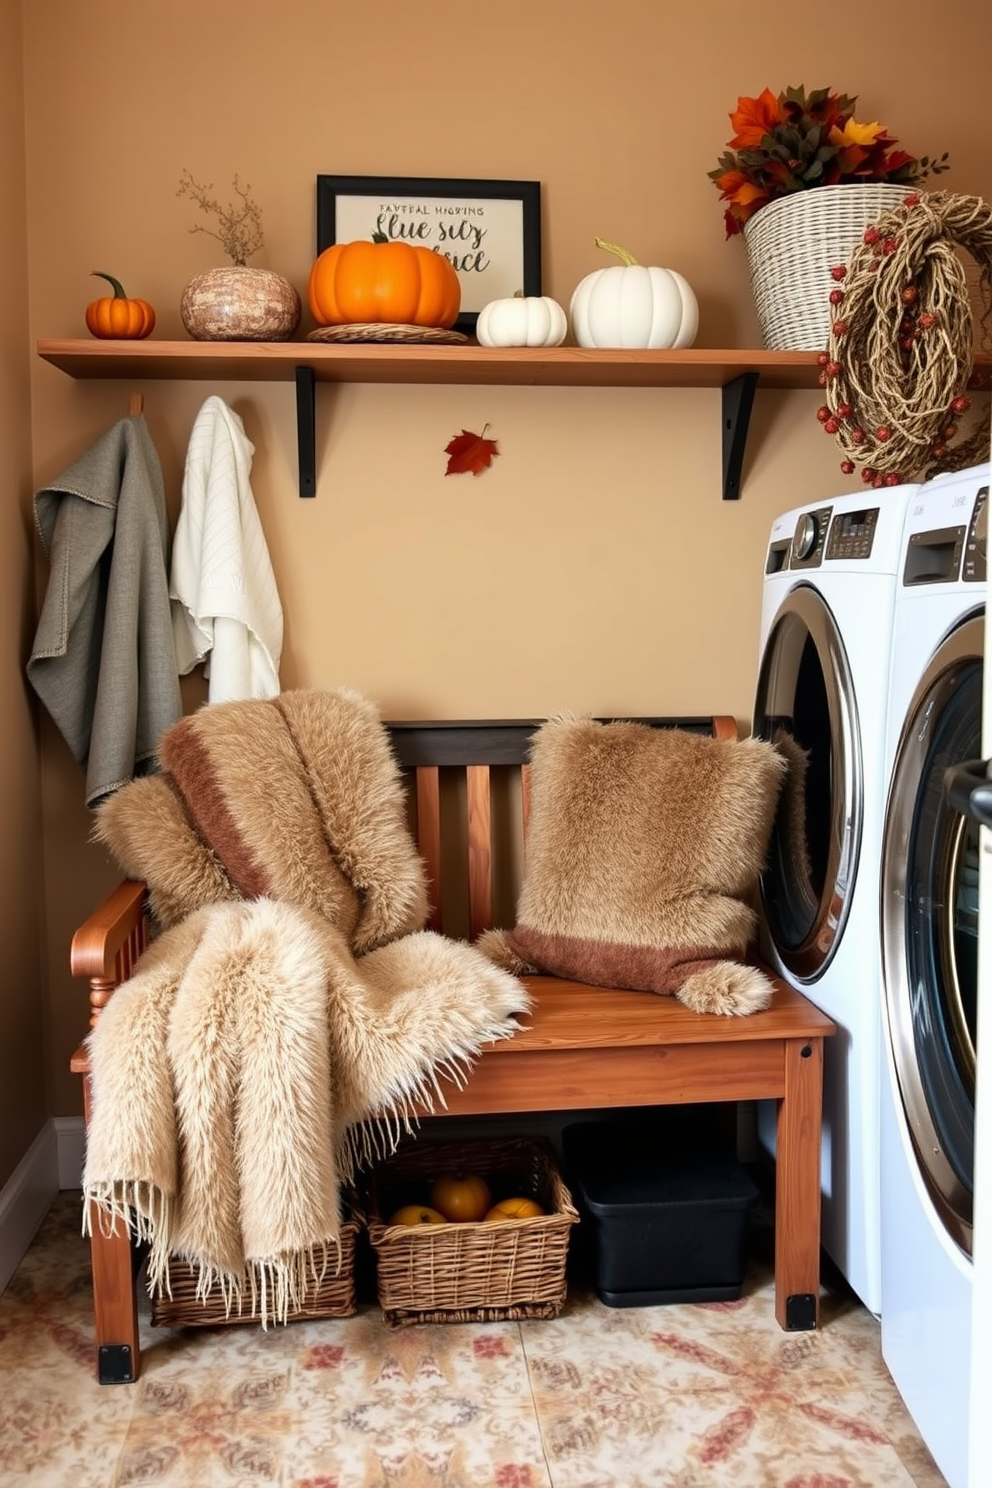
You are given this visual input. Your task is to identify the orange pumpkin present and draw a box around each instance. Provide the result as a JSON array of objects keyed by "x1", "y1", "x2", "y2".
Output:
[
  {"x1": 389, "y1": 1204, "x2": 447, "y2": 1227},
  {"x1": 429, "y1": 1170, "x2": 492, "y2": 1222},
  {"x1": 85, "y1": 272, "x2": 156, "y2": 339},
  {"x1": 484, "y1": 1197, "x2": 546, "y2": 1222},
  {"x1": 307, "y1": 236, "x2": 461, "y2": 329}
]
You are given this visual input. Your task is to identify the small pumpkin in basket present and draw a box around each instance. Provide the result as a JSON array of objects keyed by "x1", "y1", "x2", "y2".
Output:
[
  {"x1": 485, "y1": 1197, "x2": 546, "y2": 1221},
  {"x1": 308, "y1": 234, "x2": 462, "y2": 329},
  {"x1": 430, "y1": 1170, "x2": 492, "y2": 1222},
  {"x1": 390, "y1": 1204, "x2": 448, "y2": 1227}
]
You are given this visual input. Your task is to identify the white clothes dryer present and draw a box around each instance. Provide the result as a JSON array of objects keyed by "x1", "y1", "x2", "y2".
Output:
[
  {"x1": 752, "y1": 483, "x2": 919, "y2": 1315},
  {"x1": 879, "y1": 461, "x2": 989, "y2": 1488}
]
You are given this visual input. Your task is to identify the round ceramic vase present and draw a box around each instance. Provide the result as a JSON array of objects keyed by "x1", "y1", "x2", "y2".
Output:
[{"x1": 180, "y1": 265, "x2": 301, "y2": 341}]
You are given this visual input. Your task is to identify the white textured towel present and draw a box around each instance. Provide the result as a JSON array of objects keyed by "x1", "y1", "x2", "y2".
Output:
[{"x1": 170, "y1": 397, "x2": 283, "y2": 702}]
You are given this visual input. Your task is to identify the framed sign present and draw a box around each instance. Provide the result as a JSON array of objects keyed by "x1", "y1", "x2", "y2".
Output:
[{"x1": 316, "y1": 174, "x2": 542, "y2": 335}]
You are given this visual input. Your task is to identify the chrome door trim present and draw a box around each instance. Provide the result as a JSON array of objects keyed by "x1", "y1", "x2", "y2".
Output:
[
  {"x1": 881, "y1": 609, "x2": 983, "y2": 1255},
  {"x1": 753, "y1": 582, "x2": 862, "y2": 982}
]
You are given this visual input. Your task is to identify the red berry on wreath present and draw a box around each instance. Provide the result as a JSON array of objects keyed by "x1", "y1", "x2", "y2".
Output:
[
  {"x1": 884, "y1": 473, "x2": 902, "y2": 487},
  {"x1": 817, "y1": 350, "x2": 830, "y2": 367},
  {"x1": 862, "y1": 467, "x2": 876, "y2": 484},
  {"x1": 851, "y1": 427, "x2": 866, "y2": 445},
  {"x1": 840, "y1": 459, "x2": 855, "y2": 475},
  {"x1": 918, "y1": 312, "x2": 937, "y2": 329},
  {"x1": 826, "y1": 360, "x2": 841, "y2": 377},
  {"x1": 881, "y1": 237, "x2": 898, "y2": 255},
  {"x1": 864, "y1": 226, "x2": 880, "y2": 245},
  {"x1": 943, "y1": 424, "x2": 959, "y2": 441},
  {"x1": 831, "y1": 321, "x2": 848, "y2": 337},
  {"x1": 876, "y1": 426, "x2": 892, "y2": 442},
  {"x1": 904, "y1": 193, "x2": 920, "y2": 207},
  {"x1": 816, "y1": 404, "x2": 831, "y2": 423},
  {"x1": 830, "y1": 264, "x2": 847, "y2": 281},
  {"x1": 932, "y1": 443, "x2": 948, "y2": 459},
  {"x1": 952, "y1": 394, "x2": 971, "y2": 414},
  {"x1": 901, "y1": 286, "x2": 919, "y2": 304},
  {"x1": 837, "y1": 403, "x2": 852, "y2": 419},
  {"x1": 829, "y1": 289, "x2": 844, "y2": 306},
  {"x1": 824, "y1": 417, "x2": 840, "y2": 435}
]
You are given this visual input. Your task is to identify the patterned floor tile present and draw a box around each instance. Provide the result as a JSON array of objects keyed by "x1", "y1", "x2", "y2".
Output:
[{"x1": 0, "y1": 1195, "x2": 949, "y2": 1488}]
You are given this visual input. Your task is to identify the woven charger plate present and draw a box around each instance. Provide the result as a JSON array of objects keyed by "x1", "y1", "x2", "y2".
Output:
[{"x1": 307, "y1": 323, "x2": 470, "y2": 345}]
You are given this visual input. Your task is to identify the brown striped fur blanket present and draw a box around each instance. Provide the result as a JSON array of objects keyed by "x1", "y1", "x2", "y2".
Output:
[{"x1": 84, "y1": 687, "x2": 529, "y2": 1323}]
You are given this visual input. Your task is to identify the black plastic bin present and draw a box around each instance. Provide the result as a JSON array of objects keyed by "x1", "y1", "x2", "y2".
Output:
[{"x1": 563, "y1": 1114, "x2": 759, "y2": 1307}]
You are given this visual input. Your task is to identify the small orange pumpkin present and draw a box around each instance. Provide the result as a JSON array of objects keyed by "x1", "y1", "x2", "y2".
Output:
[
  {"x1": 429, "y1": 1170, "x2": 491, "y2": 1222},
  {"x1": 307, "y1": 235, "x2": 461, "y2": 329},
  {"x1": 85, "y1": 272, "x2": 156, "y2": 339},
  {"x1": 485, "y1": 1197, "x2": 546, "y2": 1222},
  {"x1": 389, "y1": 1205, "x2": 447, "y2": 1227}
]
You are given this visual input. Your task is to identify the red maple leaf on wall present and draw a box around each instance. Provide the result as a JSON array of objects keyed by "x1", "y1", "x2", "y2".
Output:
[{"x1": 444, "y1": 426, "x2": 499, "y2": 476}]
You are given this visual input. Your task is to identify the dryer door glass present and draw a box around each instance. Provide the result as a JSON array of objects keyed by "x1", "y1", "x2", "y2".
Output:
[
  {"x1": 881, "y1": 619, "x2": 981, "y2": 1257},
  {"x1": 752, "y1": 583, "x2": 862, "y2": 982}
]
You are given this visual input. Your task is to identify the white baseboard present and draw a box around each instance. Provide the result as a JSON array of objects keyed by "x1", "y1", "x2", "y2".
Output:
[
  {"x1": 54, "y1": 1115, "x2": 86, "y2": 1190},
  {"x1": 0, "y1": 1117, "x2": 85, "y2": 1296}
]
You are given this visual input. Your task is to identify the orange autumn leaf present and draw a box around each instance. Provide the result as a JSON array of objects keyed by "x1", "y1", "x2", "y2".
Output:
[
  {"x1": 728, "y1": 86, "x2": 781, "y2": 148},
  {"x1": 444, "y1": 426, "x2": 499, "y2": 477}
]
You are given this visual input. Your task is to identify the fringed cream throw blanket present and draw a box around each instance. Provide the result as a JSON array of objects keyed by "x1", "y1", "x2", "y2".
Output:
[{"x1": 84, "y1": 687, "x2": 530, "y2": 1323}]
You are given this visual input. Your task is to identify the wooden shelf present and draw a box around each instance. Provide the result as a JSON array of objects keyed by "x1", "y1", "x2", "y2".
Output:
[
  {"x1": 38, "y1": 338, "x2": 990, "y2": 500},
  {"x1": 36, "y1": 338, "x2": 825, "y2": 390}
]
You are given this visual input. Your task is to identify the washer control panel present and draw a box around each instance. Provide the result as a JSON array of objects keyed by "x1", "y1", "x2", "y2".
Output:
[
  {"x1": 825, "y1": 506, "x2": 880, "y2": 560},
  {"x1": 787, "y1": 504, "x2": 882, "y2": 568},
  {"x1": 962, "y1": 483, "x2": 988, "y2": 583},
  {"x1": 788, "y1": 506, "x2": 832, "y2": 568}
]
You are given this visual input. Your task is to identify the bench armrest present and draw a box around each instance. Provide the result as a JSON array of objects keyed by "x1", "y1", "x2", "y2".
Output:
[{"x1": 70, "y1": 878, "x2": 150, "y2": 1031}]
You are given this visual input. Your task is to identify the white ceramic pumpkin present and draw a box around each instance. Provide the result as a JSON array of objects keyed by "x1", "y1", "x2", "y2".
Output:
[
  {"x1": 475, "y1": 294, "x2": 568, "y2": 347},
  {"x1": 569, "y1": 238, "x2": 698, "y2": 350}
]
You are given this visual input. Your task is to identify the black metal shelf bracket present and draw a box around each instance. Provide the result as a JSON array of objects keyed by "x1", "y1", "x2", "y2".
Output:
[
  {"x1": 295, "y1": 365, "x2": 316, "y2": 497},
  {"x1": 292, "y1": 363, "x2": 762, "y2": 500},
  {"x1": 721, "y1": 372, "x2": 759, "y2": 501}
]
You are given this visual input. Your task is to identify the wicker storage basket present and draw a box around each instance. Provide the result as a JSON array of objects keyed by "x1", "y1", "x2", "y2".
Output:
[
  {"x1": 150, "y1": 1200, "x2": 361, "y2": 1328},
  {"x1": 742, "y1": 183, "x2": 909, "y2": 351},
  {"x1": 365, "y1": 1135, "x2": 579, "y2": 1326}
]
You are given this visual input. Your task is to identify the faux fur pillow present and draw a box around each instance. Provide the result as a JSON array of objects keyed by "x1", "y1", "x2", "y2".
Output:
[{"x1": 495, "y1": 717, "x2": 787, "y2": 1015}]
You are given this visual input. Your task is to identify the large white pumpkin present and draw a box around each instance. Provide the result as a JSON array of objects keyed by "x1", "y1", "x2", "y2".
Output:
[
  {"x1": 476, "y1": 294, "x2": 568, "y2": 347},
  {"x1": 569, "y1": 238, "x2": 698, "y2": 350}
]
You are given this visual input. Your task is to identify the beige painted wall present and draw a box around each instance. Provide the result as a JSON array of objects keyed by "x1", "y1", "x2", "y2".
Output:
[
  {"x1": 1, "y1": 0, "x2": 47, "y2": 1186},
  {"x1": 8, "y1": 0, "x2": 992, "y2": 1139}
]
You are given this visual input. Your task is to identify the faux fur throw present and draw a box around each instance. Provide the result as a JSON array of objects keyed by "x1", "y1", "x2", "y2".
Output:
[
  {"x1": 480, "y1": 717, "x2": 787, "y2": 1016},
  {"x1": 93, "y1": 685, "x2": 429, "y2": 952},
  {"x1": 84, "y1": 688, "x2": 530, "y2": 1321}
]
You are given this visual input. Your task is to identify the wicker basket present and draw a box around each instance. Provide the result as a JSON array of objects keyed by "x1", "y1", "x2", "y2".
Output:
[
  {"x1": 150, "y1": 1201, "x2": 361, "y2": 1328},
  {"x1": 742, "y1": 183, "x2": 910, "y2": 350},
  {"x1": 365, "y1": 1135, "x2": 579, "y2": 1326}
]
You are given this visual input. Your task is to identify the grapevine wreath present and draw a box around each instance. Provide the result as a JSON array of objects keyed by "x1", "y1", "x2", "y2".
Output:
[{"x1": 818, "y1": 190, "x2": 992, "y2": 486}]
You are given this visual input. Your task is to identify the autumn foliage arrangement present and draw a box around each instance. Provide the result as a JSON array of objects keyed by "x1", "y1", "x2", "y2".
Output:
[{"x1": 709, "y1": 86, "x2": 949, "y2": 238}]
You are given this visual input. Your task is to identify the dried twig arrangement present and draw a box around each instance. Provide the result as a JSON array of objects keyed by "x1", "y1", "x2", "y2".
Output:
[{"x1": 176, "y1": 170, "x2": 264, "y2": 267}]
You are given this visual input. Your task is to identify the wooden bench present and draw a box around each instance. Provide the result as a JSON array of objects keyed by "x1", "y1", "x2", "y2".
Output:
[{"x1": 70, "y1": 714, "x2": 836, "y2": 1384}]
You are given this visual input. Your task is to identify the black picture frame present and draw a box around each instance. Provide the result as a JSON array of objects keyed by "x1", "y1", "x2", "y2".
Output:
[{"x1": 316, "y1": 174, "x2": 541, "y2": 336}]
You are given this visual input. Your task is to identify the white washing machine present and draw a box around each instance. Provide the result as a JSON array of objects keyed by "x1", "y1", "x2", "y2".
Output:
[
  {"x1": 752, "y1": 483, "x2": 919, "y2": 1316},
  {"x1": 879, "y1": 460, "x2": 989, "y2": 1488}
]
